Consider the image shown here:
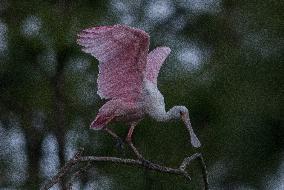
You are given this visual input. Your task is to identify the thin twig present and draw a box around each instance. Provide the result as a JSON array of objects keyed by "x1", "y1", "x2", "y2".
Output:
[
  {"x1": 66, "y1": 162, "x2": 92, "y2": 190},
  {"x1": 198, "y1": 153, "x2": 209, "y2": 190},
  {"x1": 41, "y1": 148, "x2": 84, "y2": 190}
]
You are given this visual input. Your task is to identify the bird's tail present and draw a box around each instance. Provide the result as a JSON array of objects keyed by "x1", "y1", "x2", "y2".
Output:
[{"x1": 90, "y1": 114, "x2": 113, "y2": 130}]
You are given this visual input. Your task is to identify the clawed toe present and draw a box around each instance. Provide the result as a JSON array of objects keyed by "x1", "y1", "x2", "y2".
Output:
[
  {"x1": 115, "y1": 137, "x2": 125, "y2": 151},
  {"x1": 140, "y1": 158, "x2": 151, "y2": 167}
]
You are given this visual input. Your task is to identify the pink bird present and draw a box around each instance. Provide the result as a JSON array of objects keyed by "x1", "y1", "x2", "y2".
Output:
[{"x1": 77, "y1": 24, "x2": 201, "y2": 154}]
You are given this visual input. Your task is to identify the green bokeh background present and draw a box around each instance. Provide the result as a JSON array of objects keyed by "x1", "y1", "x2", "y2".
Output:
[{"x1": 0, "y1": 0, "x2": 283, "y2": 189}]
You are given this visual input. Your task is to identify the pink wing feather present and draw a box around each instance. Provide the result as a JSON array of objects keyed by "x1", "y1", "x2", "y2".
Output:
[
  {"x1": 145, "y1": 47, "x2": 171, "y2": 84},
  {"x1": 77, "y1": 24, "x2": 150, "y2": 101}
]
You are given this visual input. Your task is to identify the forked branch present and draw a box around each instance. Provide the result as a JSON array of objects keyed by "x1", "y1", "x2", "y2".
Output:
[{"x1": 41, "y1": 148, "x2": 208, "y2": 190}]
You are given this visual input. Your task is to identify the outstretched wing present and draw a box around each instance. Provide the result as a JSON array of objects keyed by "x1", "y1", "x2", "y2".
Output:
[
  {"x1": 77, "y1": 25, "x2": 149, "y2": 101},
  {"x1": 145, "y1": 47, "x2": 171, "y2": 85}
]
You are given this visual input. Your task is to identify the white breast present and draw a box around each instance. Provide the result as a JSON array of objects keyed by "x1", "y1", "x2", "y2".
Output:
[{"x1": 142, "y1": 80, "x2": 167, "y2": 121}]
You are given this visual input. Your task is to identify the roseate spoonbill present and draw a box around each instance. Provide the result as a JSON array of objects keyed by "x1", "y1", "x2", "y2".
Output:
[{"x1": 77, "y1": 24, "x2": 201, "y2": 152}]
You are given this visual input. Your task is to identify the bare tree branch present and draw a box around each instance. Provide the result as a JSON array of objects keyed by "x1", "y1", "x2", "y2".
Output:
[
  {"x1": 41, "y1": 148, "x2": 84, "y2": 190},
  {"x1": 66, "y1": 161, "x2": 92, "y2": 190},
  {"x1": 198, "y1": 153, "x2": 209, "y2": 190},
  {"x1": 41, "y1": 147, "x2": 209, "y2": 190}
]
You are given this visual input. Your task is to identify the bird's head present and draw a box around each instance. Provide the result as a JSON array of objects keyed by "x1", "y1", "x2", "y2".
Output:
[
  {"x1": 169, "y1": 106, "x2": 188, "y2": 119},
  {"x1": 171, "y1": 106, "x2": 201, "y2": 148}
]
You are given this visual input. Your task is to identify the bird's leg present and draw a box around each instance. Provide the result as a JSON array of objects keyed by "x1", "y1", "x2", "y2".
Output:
[
  {"x1": 125, "y1": 124, "x2": 135, "y2": 143},
  {"x1": 126, "y1": 124, "x2": 142, "y2": 158},
  {"x1": 104, "y1": 127, "x2": 124, "y2": 150},
  {"x1": 126, "y1": 124, "x2": 150, "y2": 167}
]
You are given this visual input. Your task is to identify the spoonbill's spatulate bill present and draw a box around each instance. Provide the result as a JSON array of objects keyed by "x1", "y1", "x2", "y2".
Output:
[{"x1": 77, "y1": 24, "x2": 201, "y2": 148}]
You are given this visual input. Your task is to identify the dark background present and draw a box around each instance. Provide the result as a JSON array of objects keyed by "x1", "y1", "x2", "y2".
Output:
[{"x1": 0, "y1": 0, "x2": 283, "y2": 189}]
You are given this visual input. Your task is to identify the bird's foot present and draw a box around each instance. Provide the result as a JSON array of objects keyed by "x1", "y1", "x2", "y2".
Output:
[
  {"x1": 140, "y1": 158, "x2": 151, "y2": 167},
  {"x1": 114, "y1": 137, "x2": 125, "y2": 152}
]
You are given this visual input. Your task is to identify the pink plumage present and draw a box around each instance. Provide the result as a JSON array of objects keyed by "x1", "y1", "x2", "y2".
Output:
[
  {"x1": 77, "y1": 25, "x2": 149, "y2": 102},
  {"x1": 146, "y1": 47, "x2": 171, "y2": 84},
  {"x1": 77, "y1": 24, "x2": 201, "y2": 148}
]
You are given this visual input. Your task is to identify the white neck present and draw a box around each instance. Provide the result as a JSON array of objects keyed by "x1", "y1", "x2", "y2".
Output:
[
  {"x1": 158, "y1": 106, "x2": 187, "y2": 122},
  {"x1": 143, "y1": 80, "x2": 187, "y2": 122}
]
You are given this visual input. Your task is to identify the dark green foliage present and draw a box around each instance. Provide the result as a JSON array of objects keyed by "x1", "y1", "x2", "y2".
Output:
[{"x1": 0, "y1": 0, "x2": 282, "y2": 189}]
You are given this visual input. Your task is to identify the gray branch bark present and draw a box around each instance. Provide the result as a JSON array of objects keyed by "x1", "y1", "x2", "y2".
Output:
[{"x1": 41, "y1": 148, "x2": 209, "y2": 190}]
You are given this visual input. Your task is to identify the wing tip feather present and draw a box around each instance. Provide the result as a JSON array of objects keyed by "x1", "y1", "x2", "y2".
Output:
[{"x1": 159, "y1": 47, "x2": 171, "y2": 54}]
